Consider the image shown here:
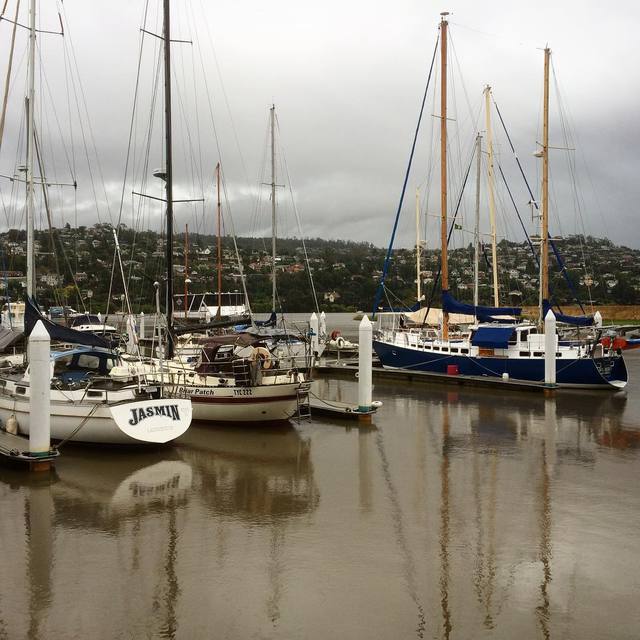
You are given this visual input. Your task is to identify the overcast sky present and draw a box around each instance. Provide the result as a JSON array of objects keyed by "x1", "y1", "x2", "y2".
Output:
[{"x1": 0, "y1": 0, "x2": 638, "y2": 251}]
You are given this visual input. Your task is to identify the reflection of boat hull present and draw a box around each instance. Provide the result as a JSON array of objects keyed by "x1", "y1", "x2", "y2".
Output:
[
  {"x1": 373, "y1": 339, "x2": 628, "y2": 389},
  {"x1": 180, "y1": 381, "x2": 310, "y2": 423}
]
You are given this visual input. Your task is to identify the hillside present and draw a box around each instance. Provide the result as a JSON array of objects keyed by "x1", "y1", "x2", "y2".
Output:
[{"x1": 1, "y1": 225, "x2": 638, "y2": 313}]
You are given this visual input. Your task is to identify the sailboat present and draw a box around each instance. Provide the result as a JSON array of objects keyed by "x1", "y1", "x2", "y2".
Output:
[
  {"x1": 0, "y1": 0, "x2": 192, "y2": 443},
  {"x1": 373, "y1": 16, "x2": 628, "y2": 390},
  {"x1": 112, "y1": 6, "x2": 310, "y2": 424}
]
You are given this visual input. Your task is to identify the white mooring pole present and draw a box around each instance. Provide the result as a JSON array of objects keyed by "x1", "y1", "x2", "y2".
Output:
[
  {"x1": 319, "y1": 311, "x2": 327, "y2": 340},
  {"x1": 358, "y1": 315, "x2": 372, "y2": 413},
  {"x1": 309, "y1": 312, "x2": 319, "y2": 357},
  {"x1": 29, "y1": 320, "x2": 51, "y2": 457},
  {"x1": 139, "y1": 311, "x2": 145, "y2": 339},
  {"x1": 544, "y1": 309, "x2": 556, "y2": 386}
]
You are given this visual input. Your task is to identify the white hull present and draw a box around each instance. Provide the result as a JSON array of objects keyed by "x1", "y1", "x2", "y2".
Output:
[
  {"x1": 0, "y1": 384, "x2": 191, "y2": 444},
  {"x1": 178, "y1": 380, "x2": 310, "y2": 423}
]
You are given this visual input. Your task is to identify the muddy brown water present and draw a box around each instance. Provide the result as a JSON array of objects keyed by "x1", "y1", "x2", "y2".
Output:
[{"x1": 1, "y1": 345, "x2": 639, "y2": 638}]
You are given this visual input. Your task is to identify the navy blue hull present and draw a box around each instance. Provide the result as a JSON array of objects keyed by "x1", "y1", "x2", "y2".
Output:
[{"x1": 373, "y1": 340, "x2": 628, "y2": 389}]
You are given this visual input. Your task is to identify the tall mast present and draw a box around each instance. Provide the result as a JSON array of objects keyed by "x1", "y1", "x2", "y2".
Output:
[
  {"x1": 440, "y1": 14, "x2": 449, "y2": 340},
  {"x1": 484, "y1": 85, "x2": 499, "y2": 307},
  {"x1": 216, "y1": 162, "x2": 222, "y2": 313},
  {"x1": 473, "y1": 134, "x2": 481, "y2": 307},
  {"x1": 540, "y1": 47, "x2": 550, "y2": 328},
  {"x1": 183, "y1": 223, "x2": 189, "y2": 311},
  {"x1": 26, "y1": 0, "x2": 36, "y2": 297},
  {"x1": 270, "y1": 104, "x2": 277, "y2": 312},
  {"x1": 163, "y1": 0, "x2": 174, "y2": 358},
  {"x1": 415, "y1": 188, "x2": 421, "y2": 302}
]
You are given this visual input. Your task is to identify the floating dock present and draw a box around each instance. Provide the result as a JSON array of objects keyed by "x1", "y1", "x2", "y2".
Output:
[
  {"x1": 316, "y1": 360, "x2": 558, "y2": 394},
  {"x1": 0, "y1": 429, "x2": 59, "y2": 466}
]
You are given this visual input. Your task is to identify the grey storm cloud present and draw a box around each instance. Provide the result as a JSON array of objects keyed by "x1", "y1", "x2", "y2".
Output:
[{"x1": 0, "y1": 0, "x2": 638, "y2": 249}]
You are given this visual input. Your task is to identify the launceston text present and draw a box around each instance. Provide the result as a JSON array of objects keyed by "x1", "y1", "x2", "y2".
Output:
[{"x1": 129, "y1": 404, "x2": 181, "y2": 426}]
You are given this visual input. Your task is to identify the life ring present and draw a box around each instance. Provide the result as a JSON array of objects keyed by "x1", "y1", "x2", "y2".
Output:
[
  {"x1": 330, "y1": 329, "x2": 341, "y2": 341},
  {"x1": 336, "y1": 336, "x2": 346, "y2": 349},
  {"x1": 254, "y1": 346, "x2": 273, "y2": 369}
]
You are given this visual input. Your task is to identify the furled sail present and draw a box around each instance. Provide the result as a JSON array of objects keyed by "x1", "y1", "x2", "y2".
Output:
[
  {"x1": 442, "y1": 290, "x2": 521, "y2": 322},
  {"x1": 24, "y1": 296, "x2": 115, "y2": 348},
  {"x1": 543, "y1": 300, "x2": 594, "y2": 327}
]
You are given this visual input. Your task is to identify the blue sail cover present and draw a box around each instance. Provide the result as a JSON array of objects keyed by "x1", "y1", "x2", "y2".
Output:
[
  {"x1": 25, "y1": 296, "x2": 115, "y2": 349},
  {"x1": 442, "y1": 290, "x2": 521, "y2": 322},
  {"x1": 471, "y1": 326, "x2": 515, "y2": 349},
  {"x1": 543, "y1": 300, "x2": 594, "y2": 327}
]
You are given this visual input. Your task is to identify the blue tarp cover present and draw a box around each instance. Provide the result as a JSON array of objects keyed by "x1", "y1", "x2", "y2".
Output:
[
  {"x1": 542, "y1": 299, "x2": 594, "y2": 327},
  {"x1": 442, "y1": 290, "x2": 521, "y2": 321},
  {"x1": 471, "y1": 326, "x2": 515, "y2": 349}
]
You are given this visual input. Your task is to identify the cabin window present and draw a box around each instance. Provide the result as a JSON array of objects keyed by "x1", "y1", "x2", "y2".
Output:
[
  {"x1": 433, "y1": 346, "x2": 440, "y2": 351},
  {"x1": 556, "y1": 352, "x2": 562, "y2": 357},
  {"x1": 460, "y1": 348, "x2": 469, "y2": 354},
  {"x1": 76, "y1": 354, "x2": 101, "y2": 370},
  {"x1": 16, "y1": 386, "x2": 26, "y2": 395},
  {"x1": 53, "y1": 355, "x2": 73, "y2": 375},
  {"x1": 508, "y1": 331, "x2": 517, "y2": 346},
  {"x1": 87, "y1": 390, "x2": 103, "y2": 398},
  {"x1": 451, "y1": 348, "x2": 459, "y2": 353},
  {"x1": 520, "y1": 330, "x2": 529, "y2": 343},
  {"x1": 534, "y1": 351, "x2": 543, "y2": 357},
  {"x1": 519, "y1": 351, "x2": 529, "y2": 357}
]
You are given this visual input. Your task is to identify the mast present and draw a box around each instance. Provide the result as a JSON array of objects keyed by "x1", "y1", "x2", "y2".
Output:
[
  {"x1": 26, "y1": 0, "x2": 36, "y2": 297},
  {"x1": 183, "y1": 223, "x2": 188, "y2": 313},
  {"x1": 440, "y1": 13, "x2": 449, "y2": 340},
  {"x1": 216, "y1": 162, "x2": 222, "y2": 314},
  {"x1": 484, "y1": 85, "x2": 499, "y2": 307},
  {"x1": 270, "y1": 104, "x2": 277, "y2": 312},
  {"x1": 415, "y1": 188, "x2": 421, "y2": 302},
  {"x1": 473, "y1": 134, "x2": 481, "y2": 307},
  {"x1": 163, "y1": 0, "x2": 174, "y2": 358},
  {"x1": 539, "y1": 47, "x2": 551, "y2": 328}
]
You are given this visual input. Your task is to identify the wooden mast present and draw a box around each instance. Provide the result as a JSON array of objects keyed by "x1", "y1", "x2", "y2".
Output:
[
  {"x1": 484, "y1": 85, "x2": 499, "y2": 306},
  {"x1": 540, "y1": 47, "x2": 550, "y2": 328},
  {"x1": 216, "y1": 162, "x2": 222, "y2": 315},
  {"x1": 473, "y1": 134, "x2": 481, "y2": 307},
  {"x1": 440, "y1": 13, "x2": 449, "y2": 340}
]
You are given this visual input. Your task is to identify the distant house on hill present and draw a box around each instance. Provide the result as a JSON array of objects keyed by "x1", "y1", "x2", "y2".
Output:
[{"x1": 323, "y1": 291, "x2": 341, "y2": 303}]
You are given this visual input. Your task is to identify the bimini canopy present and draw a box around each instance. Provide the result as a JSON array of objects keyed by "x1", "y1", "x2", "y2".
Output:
[
  {"x1": 442, "y1": 290, "x2": 521, "y2": 322},
  {"x1": 543, "y1": 300, "x2": 594, "y2": 327},
  {"x1": 471, "y1": 326, "x2": 515, "y2": 349}
]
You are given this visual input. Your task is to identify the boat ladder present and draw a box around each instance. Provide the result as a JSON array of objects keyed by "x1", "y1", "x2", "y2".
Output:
[{"x1": 295, "y1": 387, "x2": 311, "y2": 421}]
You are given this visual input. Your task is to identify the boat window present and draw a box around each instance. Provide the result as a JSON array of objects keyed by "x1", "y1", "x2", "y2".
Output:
[
  {"x1": 451, "y1": 348, "x2": 458, "y2": 353},
  {"x1": 460, "y1": 348, "x2": 469, "y2": 354},
  {"x1": 519, "y1": 351, "x2": 529, "y2": 357},
  {"x1": 533, "y1": 351, "x2": 543, "y2": 357},
  {"x1": 76, "y1": 354, "x2": 101, "y2": 370},
  {"x1": 508, "y1": 331, "x2": 517, "y2": 345},
  {"x1": 433, "y1": 346, "x2": 440, "y2": 351},
  {"x1": 530, "y1": 328, "x2": 538, "y2": 335},
  {"x1": 53, "y1": 354, "x2": 73, "y2": 375},
  {"x1": 520, "y1": 330, "x2": 529, "y2": 342},
  {"x1": 16, "y1": 386, "x2": 26, "y2": 395}
]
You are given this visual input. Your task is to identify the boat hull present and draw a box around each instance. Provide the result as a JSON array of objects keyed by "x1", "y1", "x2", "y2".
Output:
[
  {"x1": 175, "y1": 381, "x2": 309, "y2": 423},
  {"x1": 0, "y1": 392, "x2": 192, "y2": 444},
  {"x1": 373, "y1": 339, "x2": 628, "y2": 389}
]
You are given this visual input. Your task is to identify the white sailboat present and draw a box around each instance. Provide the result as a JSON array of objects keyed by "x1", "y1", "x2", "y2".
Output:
[{"x1": 0, "y1": 0, "x2": 192, "y2": 444}]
